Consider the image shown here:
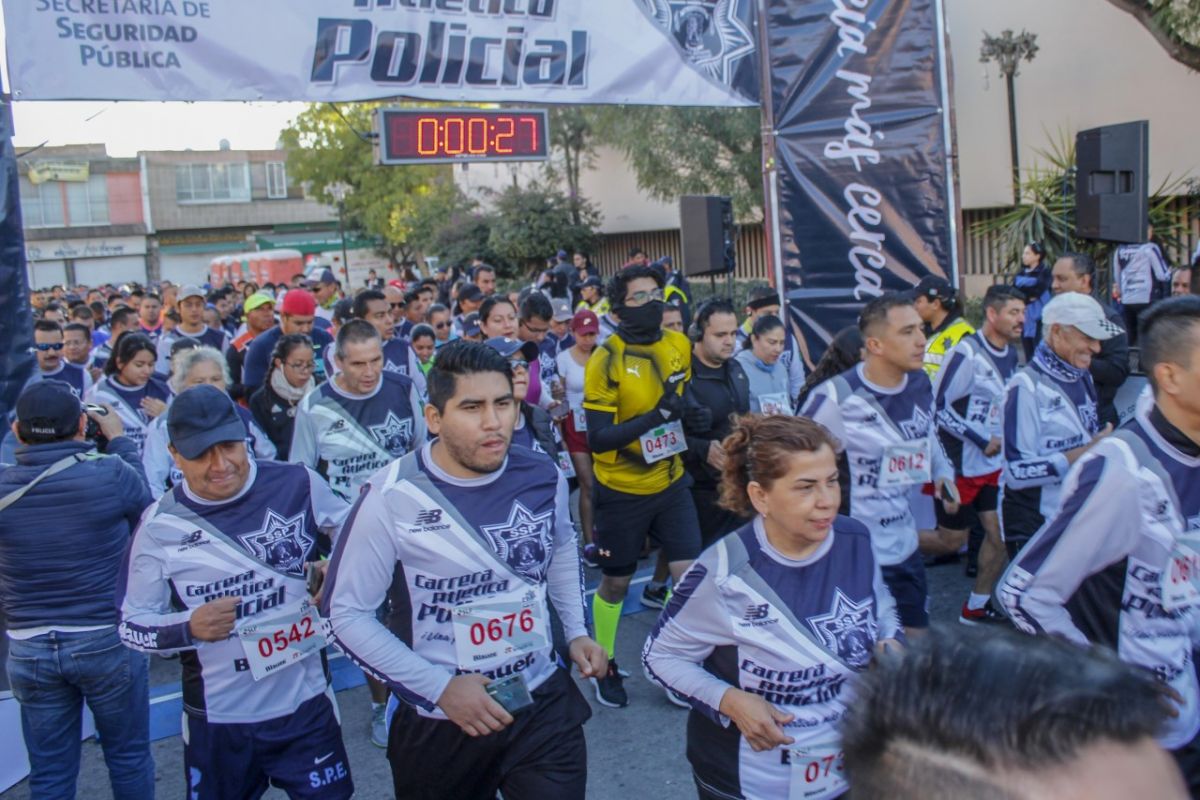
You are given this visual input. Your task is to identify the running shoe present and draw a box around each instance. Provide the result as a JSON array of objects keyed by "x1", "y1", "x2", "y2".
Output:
[
  {"x1": 591, "y1": 660, "x2": 629, "y2": 708},
  {"x1": 370, "y1": 703, "x2": 388, "y2": 748},
  {"x1": 641, "y1": 582, "x2": 670, "y2": 610},
  {"x1": 959, "y1": 600, "x2": 1007, "y2": 626},
  {"x1": 581, "y1": 542, "x2": 600, "y2": 569}
]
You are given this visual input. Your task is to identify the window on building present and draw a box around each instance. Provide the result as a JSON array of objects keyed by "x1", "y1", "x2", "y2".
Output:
[
  {"x1": 266, "y1": 161, "x2": 288, "y2": 199},
  {"x1": 19, "y1": 175, "x2": 108, "y2": 228},
  {"x1": 175, "y1": 163, "x2": 251, "y2": 203}
]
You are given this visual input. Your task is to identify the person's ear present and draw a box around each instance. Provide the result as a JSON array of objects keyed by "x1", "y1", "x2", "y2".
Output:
[
  {"x1": 747, "y1": 481, "x2": 770, "y2": 517},
  {"x1": 424, "y1": 403, "x2": 442, "y2": 437}
]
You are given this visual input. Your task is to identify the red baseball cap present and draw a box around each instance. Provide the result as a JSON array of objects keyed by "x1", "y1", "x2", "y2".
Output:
[
  {"x1": 571, "y1": 309, "x2": 599, "y2": 334},
  {"x1": 279, "y1": 289, "x2": 316, "y2": 316}
]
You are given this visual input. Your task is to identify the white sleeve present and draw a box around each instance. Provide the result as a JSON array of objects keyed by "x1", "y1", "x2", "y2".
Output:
[
  {"x1": 873, "y1": 560, "x2": 901, "y2": 641},
  {"x1": 799, "y1": 383, "x2": 847, "y2": 453},
  {"x1": 934, "y1": 348, "x2": 991, "y2": 449},
  {"x1": 249, "y1": 417, "x2": 277, "y2": 461},
  {"x1": 154, "y1": 336, "x2": 173, "y2": 375},
  {"x1": 288, "y1": 401, "x2": 320, "y2": 470},
  {"x1": 546, "y1": 472, "x2": 587, "y2": 642},
  {"x1": 997, "y1": 447, "x2": 1140, "y2": 643},
  {"x1": 305, "y1": 467, "x2": 350, "y2": 544},
  {"x1": 409, "y1": 384, "x2": 428, "y2": 450},
  {"x1": 323, "y1": 483, "x2": 453, "y2": 712},
  {"x1": 1002, "y1": 379, "x2": 1069, "y2": 489},
  {"x1": 117, "y1": 514, "x2": 198, "y2": 655},
  {"x1": 140, "y1": 419, "x2": 171, "y2": 501},
  {"x1": 408, "y1": 350, "x2": 428, "y2": 399},
  {"x1": 641, "y1": 558, "x2": 736, "y2": 726}
]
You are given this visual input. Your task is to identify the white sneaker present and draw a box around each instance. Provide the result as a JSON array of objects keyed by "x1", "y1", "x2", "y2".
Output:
[{"x1": 370, "y1": 704, "x2": 388, "y2": 748}]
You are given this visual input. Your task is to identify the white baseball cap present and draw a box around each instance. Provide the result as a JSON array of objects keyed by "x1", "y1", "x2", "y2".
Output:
[{"x1": 1042, "y1": 293, "x2": 1123, "y2": 341}]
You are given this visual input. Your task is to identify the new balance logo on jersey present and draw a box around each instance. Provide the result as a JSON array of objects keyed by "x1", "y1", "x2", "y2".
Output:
[
  {"x1": 415, "y1": 509, "x2": 443, "y2": 526},
  {"x1": 744, "y1": 603, "x2": 770, "y2": 621},
  {"x1": 178, "y1": 530, "x2": 208, "y2": 551}
]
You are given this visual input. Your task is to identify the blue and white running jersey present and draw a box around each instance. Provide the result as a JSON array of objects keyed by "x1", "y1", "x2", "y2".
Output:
[
  {"x1": 86, "y1": 375, "x2": 173, "y2": 456},
  {"x1": 24, "y1": 362, "x2": 91, "y2": 400},
  {"x1": 999, "y1": 347, "x2": 1101, "y2": 536},
  {"x1": 289, "y1": 372, "x2": 426, "y2": 502},
  {"x1": 933, "y1": 332, "x2": 1019, "y2": 478},
  {"x1": 142, "y1": 405, "x2": 278, "y2": 499},
  {"x1": 998, "y1": 405, "x2": 1200, "y2": 749},
  {"x1": 155, "y1": 326, "x2": 231, "y2": 374},
  {"x1": 323, "y1": 443, "x2": 588, "y2": 720},
  {"x1": 118, "y1": 460, "x2": 350, "y2": 724},
  {"x1": 799, "y1": 365, "x2": 953, "y2": 566},
  {"x1": 1112, "y1": 242, "x2": 1171, "y2": 306},
  {"x1": 643, "y1": 517, "x2": 899, "y2": 800}
]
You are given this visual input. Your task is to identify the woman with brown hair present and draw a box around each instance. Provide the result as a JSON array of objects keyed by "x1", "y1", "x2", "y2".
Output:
[{"x1": 642, "y1": 414, "x2": 901, "y2": 800}]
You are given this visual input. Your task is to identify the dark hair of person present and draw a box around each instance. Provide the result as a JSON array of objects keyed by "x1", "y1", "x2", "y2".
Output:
[
  {"x1": 104, "y1": 332, "x2": 156, "y2": 377},
  {"x1": 751, "y1": 313, "x2": 785, "y2": 339},
  {"x1": 141, "y1": 293, "x2": 162, "y2": 305},
  {"x1": 840, "y1": 625, "x2": 1168, "y2": 799},
  {"x1": 404, "y1": 287, "x2": 422, "y2": 304},
  {"x1": 746, "y1": 284, "x2": 777, "y2": 304},
  {"x1": 425, "y1": 303, "x2": 449, "y2": 321},
  {"x1": 982, "y1": 284, "x2": 1026, "y2": 314},
  {"x1": 89, "y1": 300, "x2": 106, "y2": 319},
  {"x1": 473, "y1": 264, "x2": 496, "y2": 278},
  {"x1": 1058, "y1": 251, "x2": 1097, "y2": 282},
  {"x1": 1140, "y1": 295, "x2": 1200, "y2": 391},
  {"x1": 410, "y1": 324, "x2": 435, "y2": 344},
  {"x1": 33, "y1": 319, "x2": 63, "y2": 336},
  {"x1": 164, "y1": 308, "x2": 181, "y2": 323},
  {"x1": 110, "y1": 306, "x2": 138, "y2": 329},
  {"x1": 63, "y1": 322, "x2": 90, "y2": 339},
  {"x1": 479, "y1": 295, "x2": 516, "y2": 326},
  {"x1": 692, "y1": 299, "x2": 737, "y2": 339},
  {"x1": 1026, "y1": 241, "x2": 1046, "y2": 263},
  {"x1": 797, "y1": 326, "x2": 864, "y2": 409},
  {"x1": 606, "y1": 264, "x2": 663, "y2": 308},
  {"x1": 859, "y1": 293, "x2": 914, "y2": 337},
  {"x1": 718, "y1": 415, "x2": 837, "y2": 517},
  {"x1": 628, "y1": 247, "x2": 646, "y2": 259},
  {"x1": 40, "y1": 303, "x2": 64, "y2": 318},
  {"x1": 520, "y1": 291, "x2": 553, "y2": 323},
  {"x1": 69, "y1": 305, "x2": 93, "y2": 322},
  {"x1": 270, "y1": 333, "x2": 314, "y2": 369},
  {"x1": 334, "y1": 319, "x2": 381, "y2": 360},
  {"x1": 352, "y1": 289, "x2": 387, "y2": 320},
  {"x1": 426, "y1": 340, "x2": 513, "y2": 413}
]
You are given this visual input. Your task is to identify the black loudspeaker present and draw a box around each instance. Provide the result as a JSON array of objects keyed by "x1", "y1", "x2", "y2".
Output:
[
  {"x1": 1075, "y1": 120, "x2": 1149, "y2": 244},
  {"x1": 680, "y1": 195, "x2": 736, "y2": 276}
]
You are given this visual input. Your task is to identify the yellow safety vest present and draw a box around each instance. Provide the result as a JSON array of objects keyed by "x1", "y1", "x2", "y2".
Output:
[{"x1": 924, "y1": 317, "x2": 975, "y2": 378}]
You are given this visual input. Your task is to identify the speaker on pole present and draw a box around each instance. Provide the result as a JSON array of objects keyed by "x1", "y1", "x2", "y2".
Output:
[
  {"x1": 680, "y1": 195, "x2": 736, "y2": 277},
  {"x1": 1075, "y1": 120, "x2": 1149, "y2": 244}
]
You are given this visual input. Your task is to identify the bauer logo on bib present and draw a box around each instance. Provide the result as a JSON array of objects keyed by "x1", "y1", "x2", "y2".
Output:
[{"x1": 640, "y1": 420, "x2": 686, "y2": 464}]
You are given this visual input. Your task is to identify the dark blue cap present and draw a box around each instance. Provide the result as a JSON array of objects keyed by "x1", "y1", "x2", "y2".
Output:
[
  {"x1": 462, "y1": 312, "x2": 482, "y2": 337},
  {"x1": 484, "y1": 336, "x2": 539, "y2": 362},
  {"x1": 167, "y1": 385, "x2": 245, "y2": 460},
  {"x1": 16, "y1": 380, "x2": 82, "y2": 438}
]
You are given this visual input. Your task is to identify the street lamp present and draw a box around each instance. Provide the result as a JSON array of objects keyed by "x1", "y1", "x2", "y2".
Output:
[
  {"x1": 980, "y1": 29, "x2": 1039, "y2": 206},
  {"x1": 327, "y1": 181, "x2": 353, "y2": 282}
]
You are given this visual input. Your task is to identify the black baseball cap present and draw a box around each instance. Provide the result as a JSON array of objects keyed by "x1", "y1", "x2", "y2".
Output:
[
  {"x1": 912, "y1": 275, "x2": 956, "y2": 302},
  {"x1": 16, "y1": 380, "x2": 82, "y2": 439},
  {"x1": 167, "y1": 385, "x2": 246, "y2": 459},
  {"x1": 458, "y1": 284, "x2": 484, "y2": 303}
]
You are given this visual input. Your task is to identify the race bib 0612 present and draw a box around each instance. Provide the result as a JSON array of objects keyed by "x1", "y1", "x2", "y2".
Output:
[{"x1": 879, "y1": 440, "x2": 932, "y2": 488}]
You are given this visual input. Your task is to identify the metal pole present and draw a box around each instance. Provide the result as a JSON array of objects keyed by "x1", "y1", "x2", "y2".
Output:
[
  {"x1": 755, "y1": 0, "x2": 785, "y2": 306},
  {"x1": 1006, "y1": 70, "x2": 1020, "y2": 206},
  {"x1": 337, "y1": 201, "x2": 350, "y2": 283}
]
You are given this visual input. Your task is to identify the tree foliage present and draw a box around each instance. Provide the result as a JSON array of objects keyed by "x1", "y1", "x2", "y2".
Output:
[
  {"x1": 1106, "y1": 0, "x2": 1200, "y2": 71},
  {"x1": 588, "y1": 106, "x2": 763, "y2": 221},
  {"x1": 486, "y1": 182, "x2": 601, "y2": 275},
  {"x1": 279, "y1": 103, "x2": 460, "y2": 269}
]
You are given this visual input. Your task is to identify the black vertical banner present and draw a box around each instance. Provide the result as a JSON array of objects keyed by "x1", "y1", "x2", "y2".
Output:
[
  {"x1": 0, "y1": 73, "x2": 34, "y2": 421},
  {"x1": 767, "y1": 0, "x2": 955, "y2": 362}
]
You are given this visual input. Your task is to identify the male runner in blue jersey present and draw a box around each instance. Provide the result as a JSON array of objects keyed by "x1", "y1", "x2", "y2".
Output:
[
  {"x1": 998, "y1": 295, "x2": 1200, "y2": 793},
  {"x1": 118, "y1": 385, "x2": 353, "y2": 800},
  {"x1": 324, "y1": 341, "x2": 606, "y2": 800},
  {"x1": 800, "y1": 293, "x2": 957, "y2": 632}
]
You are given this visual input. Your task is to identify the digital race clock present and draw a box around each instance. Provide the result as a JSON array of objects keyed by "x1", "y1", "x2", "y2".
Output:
[{"x1": 375, "y1": 108, "x2": 550, "y2": 166}]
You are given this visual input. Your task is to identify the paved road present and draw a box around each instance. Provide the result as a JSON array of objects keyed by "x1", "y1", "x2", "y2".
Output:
[{"x1": 1, "y1": 558, "x2": 974, "y2": 800}]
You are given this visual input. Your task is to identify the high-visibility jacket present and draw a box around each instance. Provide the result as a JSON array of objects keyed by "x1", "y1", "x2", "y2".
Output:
[{"x1": 923, "y1": 315, "x2": 975, "y2": 378}]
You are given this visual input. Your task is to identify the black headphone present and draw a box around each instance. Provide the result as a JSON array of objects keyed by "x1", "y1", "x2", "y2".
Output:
[{"x1": 690, "y1": 298, "x2": 735, "y2": 343}]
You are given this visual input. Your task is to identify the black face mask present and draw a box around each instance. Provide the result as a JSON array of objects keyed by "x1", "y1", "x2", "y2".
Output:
[{"x1": 617, "y1": 300, "x2": 665, "y2": 343}]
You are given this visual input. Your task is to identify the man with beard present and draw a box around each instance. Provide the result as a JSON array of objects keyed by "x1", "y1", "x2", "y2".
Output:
[{"x1": 323, "y1": 341, "x2": 604, "y2": 800}]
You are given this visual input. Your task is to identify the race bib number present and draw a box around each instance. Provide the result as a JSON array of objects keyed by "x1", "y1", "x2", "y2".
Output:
[
  {"x1": 760, "y1": 393, "x2": 792, "y2": 416},
  {"x1": 1163, "y1": 536, "x2": 1200, "y2": 611},
  {"x1": 879, "y1": 440, "x2": 932, "y2": 488},
  {"x1": 237, "y1": 600, "x2": 327, "y2": 682},
  {"x1": 556, "y1": 450, "x2": 577, "y2": 479},
  {"x1": 573, "y1": 408, "x2": 588, "y2": 432},
  {"x1": 452, "y1": 586, "x2": 549, "y2": 672},
  {"x1": 640, "y1": 420, "x2": 687, "y2": 464},
  {"x1": 788, "y1": 744, "x2": 848, "y2": 800}
]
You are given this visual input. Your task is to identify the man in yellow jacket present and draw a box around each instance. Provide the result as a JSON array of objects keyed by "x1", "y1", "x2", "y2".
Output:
[{"x1": 913, "y1": 275, "x2": 974, "y2": 377}]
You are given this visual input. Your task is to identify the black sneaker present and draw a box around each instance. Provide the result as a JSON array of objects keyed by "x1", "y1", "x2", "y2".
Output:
[
  {"x1": 591, "y1": 660, "x2": 629, "y2": 708},
  {"x1": 641, "y1": 583, "x2": 670, "y2": 610}
]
